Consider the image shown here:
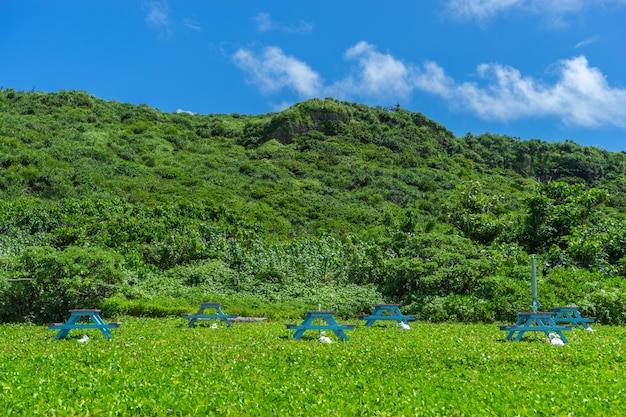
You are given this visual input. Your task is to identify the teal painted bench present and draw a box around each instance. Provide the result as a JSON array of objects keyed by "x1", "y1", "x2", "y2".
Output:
[
  {"x1": 286, "y1": 311, "x2": 356, "y2": 341},
  {"x1": 359, "y1": 304, "x2": 416, "y2": 326},
  {"x1": 550, "y1": 306, "x2": 595, "y2": 329},
  {"x1": 47, "y1": 309, "x2": 121, "y2": 340},
  {"x1": 182, "y1": 302, "x2": 238, "y2": 327},
  {"x1": 499, "y1": 312, "x2": 572, "y2": 342}
]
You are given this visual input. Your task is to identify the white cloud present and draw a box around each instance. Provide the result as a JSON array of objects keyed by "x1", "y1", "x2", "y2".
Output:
[
  {"x1": 442, "y1": 0, "x2": 625, "y2": 24},
  {"x1": 232, "y1": 47, "x2": 322, "y2": 98},
  {"x1": 328, "y1": 41, "x2": 413, "y2": 100},
  {"x1": 418, "y1": 56, "x2": 626, "y2": 127},
  {"x1": 144, "y1": 1, "x2": 173, "y2": 39},
  {"x1": 174, "y1": 109, "x2": 195, "y2": 115},
  {"x1": 233, "y1": 43, "x2": 626, "y2": 128},
  {"x1": 253, "y1": 12, "x2": 313, "y2": 34},
  {"x1": 412, "y1": 61, "x2": 456, "y2": 98}
]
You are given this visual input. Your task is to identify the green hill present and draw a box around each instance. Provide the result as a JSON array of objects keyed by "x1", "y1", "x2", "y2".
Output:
[{"x1": 1, "y1": 88, "x2": 625, "y2": 323}]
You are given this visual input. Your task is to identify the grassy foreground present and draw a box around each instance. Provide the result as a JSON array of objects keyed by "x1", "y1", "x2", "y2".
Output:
[{"x1": 0, "y1": 318, "x2": 624, "y2": 416}]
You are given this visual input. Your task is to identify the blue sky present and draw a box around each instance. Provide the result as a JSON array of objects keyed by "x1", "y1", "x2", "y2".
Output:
[{"x1": 2, "y1": 1, "x2": 625, "y2": 151}]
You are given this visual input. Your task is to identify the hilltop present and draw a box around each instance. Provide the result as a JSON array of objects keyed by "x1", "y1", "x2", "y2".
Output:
[{"x1": 1, "y1": 89, "x2": 625, "y2": 323}]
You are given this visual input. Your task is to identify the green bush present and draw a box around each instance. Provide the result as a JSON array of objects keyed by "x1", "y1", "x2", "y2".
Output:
[
  {"x1": 411, "y1": 294, "x2": 494, "y2": 323},
  {"x1": 584, "y1": 288, "x2": 626, "y2": 325},
  {"x1": 1, "y1": 246, "x2": 125, "y2": 322}
]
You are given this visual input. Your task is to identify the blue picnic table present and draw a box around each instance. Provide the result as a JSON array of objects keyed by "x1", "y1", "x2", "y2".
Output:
[
  {"x1": 182, "y1": 302, "x2": 238, "y2": 327},
  {"x1": 286, "y1": 311, "x2": 356, "y2": 341},
  {"x1": 359, "y1": 304, "x2": 416, "y2": 326},
  {"x1": 47, "y1": 309, "x2": 121, "y2": 340},
  {"x1": 499, "y1": 312, "x2": 572, "y2": 342},
  {"x1": 550, "y1": 306, "x2": 595, "y2": 329}
]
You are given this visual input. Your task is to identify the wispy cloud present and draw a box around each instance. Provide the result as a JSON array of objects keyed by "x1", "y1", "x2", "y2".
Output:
[
  {"x1": 270, "y1": 101, "x2": 296, "y2": 112},
  {"x1": 232, "y1": 42, "x2": 626, "y2": 129},
  {"x1": 144, "y1": 1, "x2": 173, "y2": 39},
  {"x1": 443, "y1": 0, "x2": 529, "y2": 21},
  {"x1": 254, "y1": 12, "x2": 274, "y2": 33},
  {"x1": 183, "y1": 18, "x2": 202, "y2": 32},
  {"x1": 575, "y1": 35, "x2": 599, "y2": 48},
  {"x1": 253, "y1": 12, "x2": 314, "y2": 34},
  {"x1": 232, "y1": 47, "x2": 322, "y2": 97},
  {"x1": 144, "y1": 1, "x2": 201, "y2": 38},
  {"x1": 442, "y1": 0, "x2": 625, "y2": 26}
]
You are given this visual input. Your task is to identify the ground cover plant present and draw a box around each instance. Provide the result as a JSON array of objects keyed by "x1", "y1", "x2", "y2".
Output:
[{"x1": 0, "y1": 317, "x2": 624, "y2": 416}]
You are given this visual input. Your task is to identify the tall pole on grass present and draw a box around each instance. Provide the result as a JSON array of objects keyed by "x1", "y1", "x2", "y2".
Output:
[
  {"x1": 318, "y1": 303, "x2": 321, "y2": 337},
  {"x1": 531, "y1": 254, "x2": 541, "y2": 312}
]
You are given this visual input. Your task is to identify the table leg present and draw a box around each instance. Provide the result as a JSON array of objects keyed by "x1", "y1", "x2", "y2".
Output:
[
  {"x1": 389, "y1": 307, "x2": 403, "y2": 322},
  {"x1": 216, "y1": 307, "x2": 233, "y2": 327},
  {"x1": 512, "y1": 317, "x2": 534, "y2": 341},
  {"x1": 551, "y1": 321, "x2": 569, "y2": 343},
  {"x1": 333, "y1": 330, "x2": 349, "y2": 341},
  {"x1": 363, "y1": 308, "x2": 380, "y2": 326},
  {"x1": 91, "y1": 314, "x2": 112, "y2": 340},
  {"x1": 325, "y1": 316, "x2": 351, "y2": 341},
  {"x1": 555, "y1": 331, "x2": 569, "y2": 343},
  {"x1": 535, "y1": 318, "x2": 552, "y2": 337},
  {"x1": 572, "y1": 312, "x2": 590, "y2": 329},
  {"x1": 507, "y1": 316, "x2": 526, "y2": 341},
  {"x1": 54, "y1": 329, "x2": 70, "y2": 340},
  {"x1": 291, "y1": 315, "x2": 317, "y2": 339},
  {"x1": 325, "y1": 315, "x2": 339, "y2": 326},
  {"x1": 55, "y1": 315, "x2": 80, "y2": 340},
  {"x1": 545, "y1": 318, "x2": 569, "y2": 343},
  {"x1": 300, "y1": 315, "x2": 316, "y2": 327}
]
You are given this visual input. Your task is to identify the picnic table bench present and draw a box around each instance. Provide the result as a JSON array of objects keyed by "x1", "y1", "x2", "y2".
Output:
[
  {"x1": 286, "y1": 311, "x2": 356, "y2": 341},
  {"x1": 550, "y1": 306, "x2": 595, "y2": 329},
  {"x1": 359, "y1": 304, "x2": 416, "y2": 326},
  {"x1": 499, "y1": 312, "x2": 572, "y2": 343},
  {"x1": 47, "y1": 309, "x2": 121, "y2": 340},
  {"x1": 182, "y1": 302, "x2": 238, "y2": 327}
]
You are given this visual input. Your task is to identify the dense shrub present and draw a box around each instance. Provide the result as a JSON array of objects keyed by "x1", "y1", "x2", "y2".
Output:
[
  {"x1": 2, "y1": 91, "x2": 626, "y2": 324},
  {"x1": 1, "y1": 246, "x2": 125, "y2": 322}
]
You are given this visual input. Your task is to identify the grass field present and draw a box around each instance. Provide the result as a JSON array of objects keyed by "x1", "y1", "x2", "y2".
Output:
[{"x1": 0, "y1": 317, "x2": 624, "y2": 416}]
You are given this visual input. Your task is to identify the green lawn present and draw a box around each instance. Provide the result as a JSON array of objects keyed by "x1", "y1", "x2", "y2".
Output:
[{"x1": 0, "y1": 318, "x2": 624, "y2": 416}]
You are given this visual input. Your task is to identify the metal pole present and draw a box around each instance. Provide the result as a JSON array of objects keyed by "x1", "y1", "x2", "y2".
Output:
[
  {"x1": 531, "y1": 254, "x2": 541, "y2": 312},
  {"x1": 318, "y1": 304, "x2": 321, "y2": 336}
]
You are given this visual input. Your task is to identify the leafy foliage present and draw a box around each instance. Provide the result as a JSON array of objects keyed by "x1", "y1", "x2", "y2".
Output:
[
  {"x1": 0, "y1": 319, "x2": 624, "y2": 415},
  {"x1": 1, "y1": 89, "x2": 626, "y2": 323}
]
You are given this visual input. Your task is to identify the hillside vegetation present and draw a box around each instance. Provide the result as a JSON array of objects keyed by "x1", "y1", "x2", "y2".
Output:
[{"x1": 1, "y1": 88, "x2": 626, "y2": 323}]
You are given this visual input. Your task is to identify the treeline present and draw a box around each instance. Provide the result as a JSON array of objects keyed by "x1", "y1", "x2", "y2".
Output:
[{"x1": 1, "y1": 89, "x2": 625, "y2": 323}]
